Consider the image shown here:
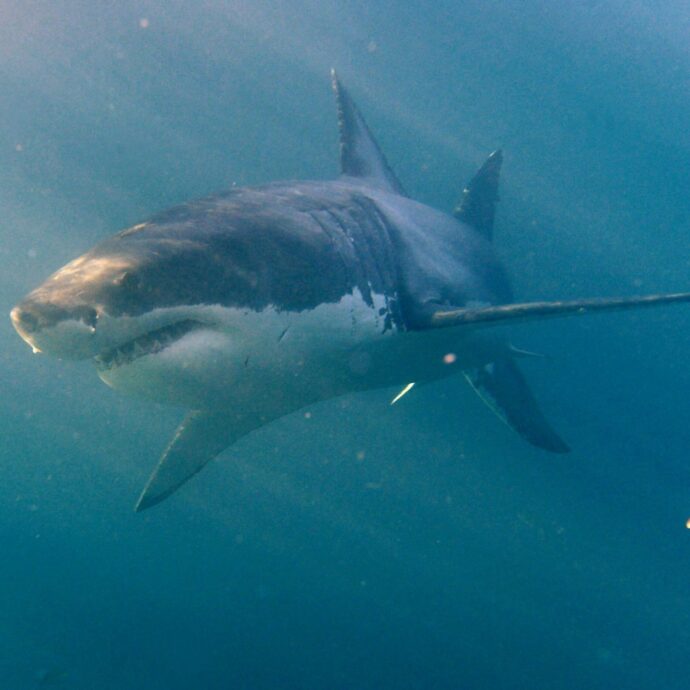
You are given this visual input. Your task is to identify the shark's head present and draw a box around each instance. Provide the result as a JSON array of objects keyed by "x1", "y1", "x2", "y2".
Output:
[
  {"x1": 9, "y1": 210, "x2": 280, "y2": 406},
  {"x1": 12, "y1": 240, "x2": 146, "y2": 360},
  {"x1": 12, "y1": 218, "x2": 222, "y2": 353},
  {"x1": 10, "y1": 188, "x2": 393, "y2": 408}
]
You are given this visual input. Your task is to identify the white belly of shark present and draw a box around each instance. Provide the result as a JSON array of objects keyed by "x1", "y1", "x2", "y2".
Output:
[{"x1": 95, "y1": 289, "x2": 485, "y2": 412}]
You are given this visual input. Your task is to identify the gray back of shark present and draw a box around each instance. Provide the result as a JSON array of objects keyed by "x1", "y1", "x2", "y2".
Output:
[{"x1": 10, "y1": 71, "x2": 690, "y2": 511}]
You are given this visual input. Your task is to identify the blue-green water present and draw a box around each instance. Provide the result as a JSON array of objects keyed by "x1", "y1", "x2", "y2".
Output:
[{"x1": 2, "y1": 2, "x2": 690, "y2": 688}]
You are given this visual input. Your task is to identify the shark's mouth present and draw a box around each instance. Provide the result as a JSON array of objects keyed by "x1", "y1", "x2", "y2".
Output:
[{"x1": 94, "y1": 320, "x2": 200, "y2": 371}]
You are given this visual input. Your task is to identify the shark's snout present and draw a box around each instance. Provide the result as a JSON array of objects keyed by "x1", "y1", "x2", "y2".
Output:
[
  {"x1": 11, "y1": 301, "x2": 98, "y2": 333},
  {"x1": 10, "y1": 304, "x2": 39, "y2": 335},
  {"x1": 10, "y1": 305, "x2": 41, "y2": 352},
  {"x1": 10, "y1": 299, "x2": 99, "y2": 359}
]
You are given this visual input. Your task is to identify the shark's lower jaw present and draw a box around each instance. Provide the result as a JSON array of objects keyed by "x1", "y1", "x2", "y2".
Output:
[{"x1": 93, "y1": 320, "x2": 200, "y2": 372}]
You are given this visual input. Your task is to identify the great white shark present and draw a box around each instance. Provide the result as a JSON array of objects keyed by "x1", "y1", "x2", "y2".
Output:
[{"x1": 10, "y1": 72, "x2": 690, "y2": 511}]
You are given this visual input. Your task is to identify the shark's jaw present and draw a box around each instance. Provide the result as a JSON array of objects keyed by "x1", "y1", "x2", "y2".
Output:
[
  {"x1": 11, "y1": 301, "x2": 216, "y2": 364},
  {"x1": 10, "y1": 301, "x2": 255, "y2": 407},
  {"x1": 93, "y1": 315, "x2": 242, "y2": 409},
  {"x1": 92, "y1": 319, "x2": 201, "y2": 372}
]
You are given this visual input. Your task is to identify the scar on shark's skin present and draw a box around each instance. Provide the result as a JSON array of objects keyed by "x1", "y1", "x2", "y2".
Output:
[{"x1": 10, "y1": 70, "x2": 690, "y2": 511}]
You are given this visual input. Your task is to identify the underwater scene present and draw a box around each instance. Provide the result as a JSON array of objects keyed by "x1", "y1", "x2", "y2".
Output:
[{"x1": 2, "y1": 2, "x2": 690, "y2": 688}]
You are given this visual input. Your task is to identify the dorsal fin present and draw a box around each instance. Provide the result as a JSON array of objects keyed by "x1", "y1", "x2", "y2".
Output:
[
  {"x1": 331, "y1": 69, "x2": 406, "y2": 196},
  {"x1": 453, "y1": 150, "x2": 502, "y2": 240}
]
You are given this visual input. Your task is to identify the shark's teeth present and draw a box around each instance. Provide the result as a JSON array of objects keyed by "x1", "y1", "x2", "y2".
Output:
[{"x1": 94, "y1": 320, "x2": 199, "y2": 371}]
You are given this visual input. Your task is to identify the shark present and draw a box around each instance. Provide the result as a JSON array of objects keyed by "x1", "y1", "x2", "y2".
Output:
[{"x1": 10, "y1": 72, "x2": 690, "y2": 511}]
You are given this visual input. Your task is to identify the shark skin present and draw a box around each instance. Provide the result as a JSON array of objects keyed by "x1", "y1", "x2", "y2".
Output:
[{"x1": 10, "y1": 71, "x2": 690, "y2": 511}]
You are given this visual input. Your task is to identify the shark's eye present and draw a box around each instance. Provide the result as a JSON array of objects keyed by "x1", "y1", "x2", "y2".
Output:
[
  {"x1": 73, "y1": 305, "x2": 98, "y2": 328},
  {"x1": 115, "y1": 271, "x2": 140, "y2": 290}
]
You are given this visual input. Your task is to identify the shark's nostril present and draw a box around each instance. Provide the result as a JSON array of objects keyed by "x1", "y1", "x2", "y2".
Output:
[{"x1": 12, "y1": 307, "x2": 40, "y2": 333}]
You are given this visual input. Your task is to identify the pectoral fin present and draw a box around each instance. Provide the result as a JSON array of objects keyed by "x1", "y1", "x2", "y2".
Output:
[
  {"x1": 135, "y1": 410, "x2": 258, "y2": 512},
  {"x1": 464, "y1": 359, "x2": 569, "y2": 454}
]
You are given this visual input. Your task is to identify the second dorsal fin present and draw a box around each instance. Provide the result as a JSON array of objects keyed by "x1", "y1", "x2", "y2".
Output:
[
  {"x1": 331, "y1": 69, "x2": 406, "y2": 196},
  {"x1": 453, "y1": 150, "x2": 503, "y2": 240}
]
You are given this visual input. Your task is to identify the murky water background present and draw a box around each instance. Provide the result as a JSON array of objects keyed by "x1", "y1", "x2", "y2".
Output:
[{"x1": 1, "y1": 2, "x2": 690, "y2": 688}]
